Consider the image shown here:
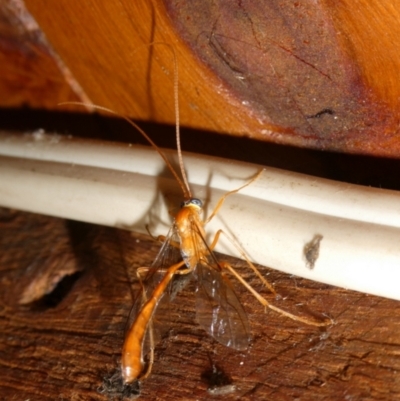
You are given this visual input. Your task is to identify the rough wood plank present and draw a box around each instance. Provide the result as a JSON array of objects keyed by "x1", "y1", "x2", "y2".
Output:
[{"x1": 1, "y1": 208, "x2": 400, "y2": 400}]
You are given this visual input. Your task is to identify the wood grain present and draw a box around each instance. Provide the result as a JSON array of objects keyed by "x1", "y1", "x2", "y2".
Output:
[
  {"x1": 2, "y1": 0, "x2": 400, "y2": 156},
  {"x1": 1, "y1": 208, "x2": 400, "y2": 400},
  {"x1": 0, "y1": 1, "x2": 83, "y2": 108},
  {"x1": 2, "y1": 3, "x2": 400, "y2": 398}
]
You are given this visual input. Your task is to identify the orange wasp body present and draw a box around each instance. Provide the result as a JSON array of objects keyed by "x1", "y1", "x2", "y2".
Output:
[
  {"x1": 121, "y1": 182, "x2": 330, "y2": 383},
  {"x1": 116, "y1": 46, "x2": 332, "y2": 385},
  {"x1": 121, "y1": 185, "x2": 258, "y2": 383},
  {"x1": 63, "y1": 45, "x2": 331, "y2": 386}
]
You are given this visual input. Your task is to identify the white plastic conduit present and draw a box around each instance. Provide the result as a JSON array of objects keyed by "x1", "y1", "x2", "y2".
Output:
[{"x1": 1, "y1": 130, "x2": 400, "y2": 301}]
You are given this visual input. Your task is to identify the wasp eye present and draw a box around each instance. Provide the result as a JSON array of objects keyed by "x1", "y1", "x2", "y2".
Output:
[
  {"x1": 181, "y1": 198, "x2": 203, "y2": 208},
  {"x1": 190, "y1": 198, "x2": 203, "y2": 207}
]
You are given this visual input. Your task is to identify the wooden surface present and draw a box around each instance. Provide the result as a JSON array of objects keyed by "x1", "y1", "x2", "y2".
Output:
[
  {"x1": 0, "y1": 1, "x2": 82, "y2": 108},
  {"x1": 2, "y1": 1, "x2": 400, "y2": 399},
  {"x1": 1, "y1": 208, "x2": 400, "y2": 400},
  {"x1": 2, "y1": 0, "x2": 400, "y2": 156}
]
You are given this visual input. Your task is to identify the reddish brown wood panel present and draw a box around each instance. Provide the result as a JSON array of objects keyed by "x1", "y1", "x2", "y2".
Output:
[
  {"x1": 164, "y1": 0, "x2": 400, "y2": 155},
  {"x1": 2, "y1": 0, "x2": 400, "y2": 156},
  {"x1": 0, "y1": 1, "x2": 83, "y2": 108},
  {"x1": 1, "y1": 208, "x2": 400, "y2": 400}
]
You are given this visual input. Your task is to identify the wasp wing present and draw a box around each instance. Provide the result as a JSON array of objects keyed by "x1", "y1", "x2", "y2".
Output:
[
  {"x1": 189, "y1": 216, "x2": 251, "y2": 350},
  {"x1": 194, "y1": 259, "x2": 251, "y2": 350}
]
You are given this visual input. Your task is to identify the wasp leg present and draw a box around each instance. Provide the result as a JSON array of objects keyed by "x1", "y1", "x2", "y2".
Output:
[
  {"x1": 207, "y1": 229, "x2": 332, "y2": 327},
  {"x1": 208, "y1": 229, "x2": 276, "y2": 295},
  {"x1": 204, "y1": 170, "x2": 264, "y2": 225}
]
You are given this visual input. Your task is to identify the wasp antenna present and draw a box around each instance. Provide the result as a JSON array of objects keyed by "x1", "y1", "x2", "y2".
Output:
[
  {"x1": 169, "y1": 45, "x2": 192, "y2": 200},
  {"x1": 148, "y1": 42, "x2": 192, "y2": 199},
  {"x1": 58, "y1": 101, "x2": 188, "y2": 195}
]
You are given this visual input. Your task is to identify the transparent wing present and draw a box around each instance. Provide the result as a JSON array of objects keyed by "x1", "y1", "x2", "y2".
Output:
[
  {"x1": 189, "y1": 213, "x2": 251, "y2": 351},
  {"x1": 195, "y1": 259, "x2": 251, "y2": 350}
]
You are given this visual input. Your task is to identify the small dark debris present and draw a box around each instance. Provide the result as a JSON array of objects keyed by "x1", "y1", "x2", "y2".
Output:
[
  {"x1": 306, "y1": 108, "x2": 335, "y2": 119},
  {"x1": 201, "y1": 360, "x2": 236, "y2": 396},
  {"x1": 304, "y1": 234, "x2": 323, "y2": 269},
  {"x1": 98, "y1": 370, "x2": 140, "y2": 400}
]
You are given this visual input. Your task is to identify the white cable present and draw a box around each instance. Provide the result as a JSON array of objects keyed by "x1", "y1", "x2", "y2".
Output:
[{"x1": 1, "y1": 130, "x2": 400, "y2": 301}]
